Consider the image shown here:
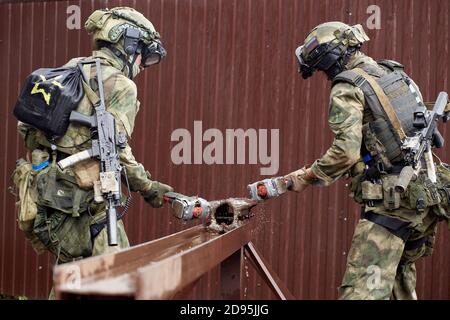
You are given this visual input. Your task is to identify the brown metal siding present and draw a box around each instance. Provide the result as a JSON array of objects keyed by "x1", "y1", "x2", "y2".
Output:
[{"x1": 0, "y1": 0, "x2": 449, "y2": 299}]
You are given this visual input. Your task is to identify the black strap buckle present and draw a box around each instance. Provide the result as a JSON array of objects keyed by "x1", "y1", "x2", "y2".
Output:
[{"x1": 361, "y1": 208, "x2": 412, "y2": 242}]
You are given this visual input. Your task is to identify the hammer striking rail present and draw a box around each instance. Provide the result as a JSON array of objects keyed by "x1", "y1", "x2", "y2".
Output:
[
  {"x1": 163, "y1": 192, "x2": 211, "y2": 221},
  {"x1": 395, "y1": 91, "x2": 449, "y2": 193},
  {"x1": 57, "y1": 59, "x2": 127, "y2": 246},
  {"x1": 247, "y1": 176, "x2": 293, "y2": 203}
]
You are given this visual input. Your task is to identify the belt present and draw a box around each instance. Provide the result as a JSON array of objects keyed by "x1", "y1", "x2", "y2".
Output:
[
  {"x1": 405, "y1": 236, "x2": 428, "y2": 251},
  {"x1": 361, "y1": 208, "x2": 412, "y2": 242}
]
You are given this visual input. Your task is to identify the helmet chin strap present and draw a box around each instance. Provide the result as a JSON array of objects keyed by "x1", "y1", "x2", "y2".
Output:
[
  {"x1": 126, "y1": 54, "x2": 139, "y2": 79},
  {"x1": 106, "y1": 44, "x2": 138, "y2": 79}
]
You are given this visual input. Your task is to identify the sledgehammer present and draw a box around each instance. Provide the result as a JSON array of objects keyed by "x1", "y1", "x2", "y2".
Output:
[
  {"x1": 247, "y1": 177, "x2": 293, "y2": 202},
  {"x1": 163, "y1": 192, "x2": 212, "y2": 221}
]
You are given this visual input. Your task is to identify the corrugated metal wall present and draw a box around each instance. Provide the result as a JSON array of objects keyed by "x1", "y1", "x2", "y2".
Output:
[{"x1": 1, "y1": 0, "x2": 449, "y2": 299}]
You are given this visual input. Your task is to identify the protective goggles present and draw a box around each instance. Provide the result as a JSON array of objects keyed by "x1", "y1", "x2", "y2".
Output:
[
  {"x1": 295, "y1": 46, "x2": 315, "y2": 79},
  {"x1": 141, "y1": 41, "x2": 167, "y2": 67}
]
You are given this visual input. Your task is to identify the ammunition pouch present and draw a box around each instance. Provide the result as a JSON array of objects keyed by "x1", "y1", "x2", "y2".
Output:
[
  {"x1": 12, "y1": 158, "x2": 46, "y2": 254},
  {"x1": 33, "y1": 205, "x2": 93, "y2": 263},
  {"x1": 35, "y1": 164, "x2": 94, "y2": 217},
  {"x1": 382, "y1": 175, "x2": 401, "y2": 210},
  {"x1": 353, "y1": 167, "x2": 448, "y2": 219},
  {"x1": 32, "y1": 162, "x2": 96, "y2": 262},
  {"x1": 73, "y1": 158, "x2": 100, "y2": 190},
  {"x1": 12, "y1": 159, "x2": 37, "y2": 229},
  {"x1": 406, "y1": 174, "x2": 441, "y2": 214},
  {"x1": 355, "y1": 175, "x2": 400, "y2": 209},
  {"x1": 435, "y1": 162, "x2": 450, "y2": 222},
  {"x1": 361, "y1": 180, "x2": 383, "y2": 201}
]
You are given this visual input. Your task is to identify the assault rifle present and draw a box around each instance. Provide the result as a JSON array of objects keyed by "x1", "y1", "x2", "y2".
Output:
[
  {"x1": 395, "y1": 91, "x2": 449, "y2": 193},
  {"x1": 57, "y1": 59, "x2": 127, "y2": 246}
]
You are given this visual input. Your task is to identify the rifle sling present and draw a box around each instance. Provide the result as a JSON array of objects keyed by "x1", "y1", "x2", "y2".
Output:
[{"x1": 80, "y1": 59, "x2": 102, "y2": 107}]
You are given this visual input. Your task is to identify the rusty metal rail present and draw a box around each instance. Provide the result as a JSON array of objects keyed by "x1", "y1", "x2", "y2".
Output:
[{"x1": 54, "y1": 198, "x2": 294, "y2": 300}]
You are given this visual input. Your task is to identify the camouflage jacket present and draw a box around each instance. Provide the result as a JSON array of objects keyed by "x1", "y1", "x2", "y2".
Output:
[
  {"x1": 309, "y1": 52, "x2": 368, "y2": 185},
  {"x1": 18, "y1": 47, "x2": 153, "y2": 193}
]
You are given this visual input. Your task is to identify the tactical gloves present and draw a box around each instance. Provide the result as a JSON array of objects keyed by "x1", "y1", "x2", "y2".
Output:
[
  {"x1": 141, "y1": 181, "x2": 174, "y2": 208},
  {"x1": 284, "y1": 166, "x2": 317, "y2": 192}
]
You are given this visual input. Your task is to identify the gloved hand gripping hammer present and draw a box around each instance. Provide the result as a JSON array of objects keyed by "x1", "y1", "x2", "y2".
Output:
[
  {"x1": 247, "y1": 177, "x2": 293, "y2": 202},
  {"x1": 163, "y1": 192, "x2": 211, "y2": 220}
]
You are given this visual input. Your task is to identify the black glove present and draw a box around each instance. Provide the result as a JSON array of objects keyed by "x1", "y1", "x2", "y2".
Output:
[{"x1": 141, "y1": 181, "x2": 174, "y2": 208}]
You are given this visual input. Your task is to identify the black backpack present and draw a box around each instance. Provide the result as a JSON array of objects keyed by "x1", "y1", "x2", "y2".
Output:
[{"x1": 13, "y1": 65, "x2": 85, "y2": 140}]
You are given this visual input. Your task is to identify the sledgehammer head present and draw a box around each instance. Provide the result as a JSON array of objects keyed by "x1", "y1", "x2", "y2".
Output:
[
  {"x1": 247, "y1": 177, "x2": 291, "y2": 202},
  {"x1": 164, "y1": 192, "x2": 212, "y2": 220}
]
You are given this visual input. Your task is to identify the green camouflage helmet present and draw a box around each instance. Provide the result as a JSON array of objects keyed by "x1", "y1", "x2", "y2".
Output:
[
  {"x1": 85, "y1": 7, "x2": 160, "y2": 47},
  {"x1": 295, "y1": 22, "x2": 369, "y2": 79},
  {"x1": 85, "y1": 7, "x2": 167, "y2": 78}
]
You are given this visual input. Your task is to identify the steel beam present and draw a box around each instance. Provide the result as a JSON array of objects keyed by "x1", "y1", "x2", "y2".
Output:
[
  {"x1": 54, "y1": 198, "x2": 256, "y2": 299},
  {"x1": 135, "y1": 221, "x2": 254, "y2": 299},
  {"x1": 220, "y1": 249, "x2": 243, "y2": 299},
  {"x1": 54, "y1": 198, "x2": 292, "y2": 300}
]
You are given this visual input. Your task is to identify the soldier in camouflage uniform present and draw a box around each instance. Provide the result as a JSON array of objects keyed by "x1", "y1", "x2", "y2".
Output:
[
  {"x1": 14, "y1": 7, "x2": 173, "y2": 278},
  {"x1": 283, "y1": 22, "x2": 450, "y2": 299}
]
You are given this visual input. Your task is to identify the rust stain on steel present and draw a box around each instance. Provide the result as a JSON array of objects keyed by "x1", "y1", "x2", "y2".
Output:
[
  {"x1": 54, "y1": 225, "x2": 212, "y2": 298},
  {"x1": 135, "y1": 221, "x2": 255, "y2": 300},
  {"x1": 54, "y1": 198, "x2": 257, "y2": 299}
]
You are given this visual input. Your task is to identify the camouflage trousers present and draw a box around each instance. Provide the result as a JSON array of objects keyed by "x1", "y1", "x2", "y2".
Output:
[
  {"x1": 338, "y1": 217, "x2": 437, "y2": 300},
  {"x1": 44, "y1": 209, "x2": 130, "y2": 300}
]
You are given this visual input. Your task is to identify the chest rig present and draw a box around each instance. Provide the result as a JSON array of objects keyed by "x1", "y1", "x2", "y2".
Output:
[{"x1": 333, "y1": 60, "x2": 424, "y2": 173}]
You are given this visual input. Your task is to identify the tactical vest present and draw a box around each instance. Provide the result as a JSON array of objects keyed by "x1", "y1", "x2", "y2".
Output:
[{"x1": 333, "y1": 60, "x2": 423, "y2": 166}]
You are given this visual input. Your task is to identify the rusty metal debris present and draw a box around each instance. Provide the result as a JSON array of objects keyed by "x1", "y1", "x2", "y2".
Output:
[
  {"x1": 54, "y1": 197, "x2": 293, "y2": 300},
  {"x1": 206, "y1": 197, "x2": 257, "y2": 233}
]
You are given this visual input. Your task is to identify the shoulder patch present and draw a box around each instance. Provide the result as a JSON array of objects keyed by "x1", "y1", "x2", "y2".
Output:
[{"x1": 328, "y1": 103, "x2": 351, "y2": 126}]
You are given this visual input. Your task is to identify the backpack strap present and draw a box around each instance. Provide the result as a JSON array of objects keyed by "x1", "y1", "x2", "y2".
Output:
[{"x1": 77, "y1": 59, "x2": 103, "y2": 107}]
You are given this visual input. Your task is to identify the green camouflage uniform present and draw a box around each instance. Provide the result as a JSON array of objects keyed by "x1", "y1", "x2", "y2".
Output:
[
  {"x1": 16, "y1": 47, "x2": 157, "y2": 262},
  {"x1": 12, "y1": 7, "x2": 172, "y2": 300},
  {"x1": 308, "y1": 52, "x2": 448, "y2": 300}
]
